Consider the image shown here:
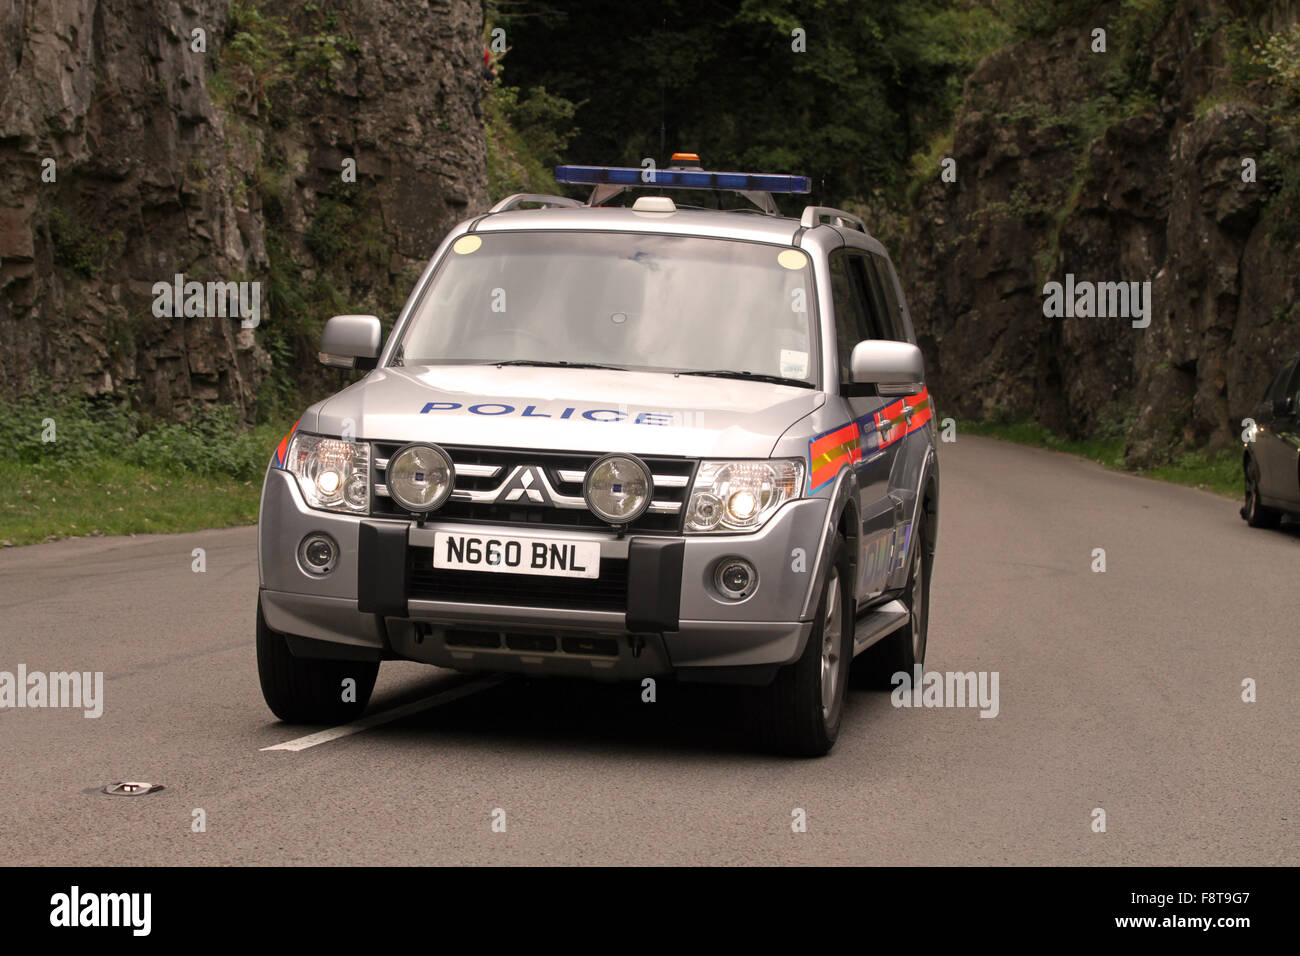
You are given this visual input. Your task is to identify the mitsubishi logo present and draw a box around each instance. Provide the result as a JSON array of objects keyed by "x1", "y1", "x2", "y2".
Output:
[{"x1": 498, "y1": 466, "x2": 552, "y2": 505}]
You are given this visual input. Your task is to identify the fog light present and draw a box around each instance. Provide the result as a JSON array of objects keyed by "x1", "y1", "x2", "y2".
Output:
[
  {"x1": 583, "y1": 454, "x2": 653, "y2": 525},
  {"x1": 715, "y1": 557, "x2": 757, "y2": 600},
  {"x1": 298, "y1": 533, "x2": 338, "y2": 575}
]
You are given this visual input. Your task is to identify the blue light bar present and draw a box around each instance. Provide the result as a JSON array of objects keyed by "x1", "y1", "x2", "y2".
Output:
[{"x1": 555, "y1": 165, "x2": 811, "y2": 194}]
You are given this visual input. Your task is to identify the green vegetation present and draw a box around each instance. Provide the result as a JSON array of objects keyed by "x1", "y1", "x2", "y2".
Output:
[
  {"x1": 257, "y1": 174, "x2": 388, "y2": 421},
  {"x1": 0, "y1": 393, "x2": 292, "y2": 546},
  {"x1": 1002, "y1": 0, "x2": 1099, "y2": 38},
  {"x1": 1183, "y1": 16, "x2": 1300, "y2": 239},
  {"x1": 1254, "y1": 24, "x2": 1300, "y2": 240},
  {"x1": 495, "y1": 0, "x2": 1010, "y2": 209},
  {"x1": 205, "y1": 1, "x2": 393, "y2": 423},
  {"x1": 957, "y1": 419, "x2": 1241, "y2": 498},
  {"x1": 47, "y1": 205, "x2": 123, "y2": 279},
  {"x1": 212, "y1": 0, "x2": 359, "y2": 114},
  {"x1": 485, "y1": 82, "x2": 579, "y2": 201}
]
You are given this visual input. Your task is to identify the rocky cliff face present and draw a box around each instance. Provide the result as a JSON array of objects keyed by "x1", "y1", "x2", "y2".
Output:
[
  {"x1": 0, "y1": 0, "x2": 488, "y2": 419},
  {"x1": 902, "y1": 0, "x2": 1300, "y2": 464}
]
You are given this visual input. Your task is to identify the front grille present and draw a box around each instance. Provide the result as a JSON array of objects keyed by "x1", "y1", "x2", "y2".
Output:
[
  {"x1": 371, "y1": 443, "x2": 695, "y2": 534},
  {"x1": 407, "y1": 547, "x2": 629, "y2": 611}
]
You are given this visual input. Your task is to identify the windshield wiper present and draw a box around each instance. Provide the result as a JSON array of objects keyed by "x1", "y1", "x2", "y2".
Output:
[
  {"x1": 493, "y1": 360, "x2": 627, "y2": 371},
  {"x1": 676, "y1": 369, "x2": 814, "y2": 388}
]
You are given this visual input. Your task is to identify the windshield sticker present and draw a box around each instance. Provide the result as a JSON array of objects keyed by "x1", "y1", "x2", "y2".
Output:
[
  {"x1": 777, "y1": 249, "x2": 807, "y2": 270},
  {"x1": 780, "y1": 349, "x2": 808, "y2": 378},
  {"x1": 452, "y1": 235, "x2": 482, "y2": 255}
]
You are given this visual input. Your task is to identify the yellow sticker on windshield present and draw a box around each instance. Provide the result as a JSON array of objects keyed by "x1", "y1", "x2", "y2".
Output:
[
  {"x1": 777, "y1": 249, "x2": 807, "y2": 270},
  {"x1": 453, "y1": 235, "x2": 482, "y2": 255}
]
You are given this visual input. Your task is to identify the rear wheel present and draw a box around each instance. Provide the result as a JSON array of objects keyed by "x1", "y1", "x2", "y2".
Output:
[
  {"x1": 256, "y1": 597, "x2": 379, "y2": 723},
  {"x1": 1243, "y1": 456, "x2": 1282, "y2": 529},
  {"x1": 754, "y1": 535, "x2": 852, "y2": 757},
  {"x1": 852, "y1": 511, "x2": 931, "y2": 688}
]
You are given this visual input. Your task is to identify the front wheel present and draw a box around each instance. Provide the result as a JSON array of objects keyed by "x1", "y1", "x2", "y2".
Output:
[
  {"x1": 753, "y1": 535, "x2": 852, "y2": 757},
  {"x1": 256, "y1": 597, "x2": 379, "y2": 723},
  {"x1": 1243, "y1": 456, "x2": 1282, "y2": 529}
]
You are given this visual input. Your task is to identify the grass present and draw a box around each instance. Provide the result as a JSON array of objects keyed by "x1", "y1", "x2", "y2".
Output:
[
  {"x1": 0, "y1": 460, "x2": 263, "y2": 546},
  {"x1": 0, "y1": 397, "x2": 292, "y2": 547},
  {"x1": 957, "y1": 419, "x2": 1241, "y2": 499}
]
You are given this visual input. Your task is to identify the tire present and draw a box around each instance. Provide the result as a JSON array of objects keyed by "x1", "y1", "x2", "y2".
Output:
[
  {"x1": 1243, "y1": 456, "x2": 1282, "y2": 529},
  {"x1": 256, "y1": 596, "x2": 380, "y2": 723},
  {"x1": 754, "y1": 534, "x2": 852, "y2": 757},
  {"x1": 852, "y1": 511, "x2": 931, "y2": 689}
]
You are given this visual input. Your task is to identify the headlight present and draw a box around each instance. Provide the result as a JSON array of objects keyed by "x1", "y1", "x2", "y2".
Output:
[
  {"x1": 685, "y1": 459, "x2": 804, "y2": 532},
  {"x1": 285, "y1": 433, "x2": 370, "y2": 513},
  {"x1": 584, "y1": 454, "x2": 653, "y2": 525},
  {"x1": 387, "y1": 443, "x2": 455, "y2": 513}
]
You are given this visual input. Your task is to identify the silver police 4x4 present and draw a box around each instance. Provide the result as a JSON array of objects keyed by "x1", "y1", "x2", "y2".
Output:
[{"x1": 257, "y1": 156, "x2": 939, "y2": 756}]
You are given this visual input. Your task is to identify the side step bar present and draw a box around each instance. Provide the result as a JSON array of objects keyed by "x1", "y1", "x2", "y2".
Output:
[{"x1": 852, "y1": 599, "x2": 908, "y2": 655}]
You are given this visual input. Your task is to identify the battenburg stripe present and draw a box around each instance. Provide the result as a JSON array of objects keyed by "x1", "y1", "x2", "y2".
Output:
[
  {"x1": 807, "y1": 387, "x2": 934, "y2": 492},
  {"x1": 273, "y1": 418, "x2": 300, "y2": 468},
  {"x1": 809, "y1": 421, "x2": 861, "y2": 491}
]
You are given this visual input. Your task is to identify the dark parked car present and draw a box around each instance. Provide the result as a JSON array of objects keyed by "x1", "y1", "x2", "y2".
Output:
[{"x1": 1243, "y1": 354, "x2": 1300, "y2": 528}]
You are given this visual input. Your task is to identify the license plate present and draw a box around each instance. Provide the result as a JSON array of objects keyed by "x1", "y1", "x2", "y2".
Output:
[{"x1": 432, "y1": 532, "x2": 601, "y2": 579}]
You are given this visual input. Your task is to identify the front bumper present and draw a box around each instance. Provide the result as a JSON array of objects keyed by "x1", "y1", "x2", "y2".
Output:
[{"x1": 259, "y1": 468, "x2": 826, "y2": 682}]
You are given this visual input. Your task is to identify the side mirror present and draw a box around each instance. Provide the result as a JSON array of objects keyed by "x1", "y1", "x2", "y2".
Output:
[
  {"x1": 1274, "y1": 395, "x2": 1296, "y2": 418},
  {"x1": 320, "y1": 314, "x2": 381, "y2": 369},
  {"x1": 850, "y1": 340, "x2": 925, "y2": 396}
]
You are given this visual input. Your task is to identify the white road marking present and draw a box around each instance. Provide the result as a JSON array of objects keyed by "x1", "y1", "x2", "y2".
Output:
[{"x1": 260, "y1": 678, "x2": 502, "y2": 752}]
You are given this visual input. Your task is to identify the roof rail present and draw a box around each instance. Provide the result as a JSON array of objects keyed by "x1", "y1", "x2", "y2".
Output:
[
  {"x1": 800, "y1": 206, "x2": 867, "y2": 233},
  {"x1": 489, "y1": 193, "x2": 584, "y2": 213}
]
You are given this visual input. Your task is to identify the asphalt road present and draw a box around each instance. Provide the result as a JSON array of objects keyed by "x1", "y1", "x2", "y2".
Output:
[{"x1": 1, "y1": 436, "x2": 1295, "y2": 865}]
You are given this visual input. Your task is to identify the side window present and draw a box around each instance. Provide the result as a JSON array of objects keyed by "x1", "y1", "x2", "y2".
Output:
[
  {"x1": 1287, "y1": 361, "x2": 1300, "y2": 410},
  {"x1": 868, "y1": 254, "x2": 908, "y2": 341},
  {"x1": 828, "y1": 251, "x2": 870, "y2": 383},
  {"x1": 844, "y1": 253, "x2": 891, "y2": 343},
  {"x1": 1265, "y1": 360, "x2": 1297, "y2": 405}
]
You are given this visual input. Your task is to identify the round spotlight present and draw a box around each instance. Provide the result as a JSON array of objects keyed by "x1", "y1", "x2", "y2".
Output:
[
  {"x1": 714, "y1": 557, "x2": 757, "y2": 600},
  {"x1": 298, "y1": 533, "x2": 338, "y2": 575},
  {"x1": 583, "y1": 454, "x2": 653, "y2": 525},
  {"x1": 387, "y1": 443, "x2": 455, "y2": 513}
]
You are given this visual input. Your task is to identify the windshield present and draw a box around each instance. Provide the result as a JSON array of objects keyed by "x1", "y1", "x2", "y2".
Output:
[{"x1": 392, "y1": 231, "x2": 817, "y2": 385}]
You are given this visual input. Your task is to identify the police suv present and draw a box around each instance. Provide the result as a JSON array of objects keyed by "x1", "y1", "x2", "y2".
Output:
[{"x1": 257, "y1": 154, "x2": 940, "y2": 756}]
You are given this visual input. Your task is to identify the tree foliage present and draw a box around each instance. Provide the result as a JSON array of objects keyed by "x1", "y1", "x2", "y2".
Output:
[{"x1": 493, "y1": 0, "x2": 1009, "y2": 207}]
